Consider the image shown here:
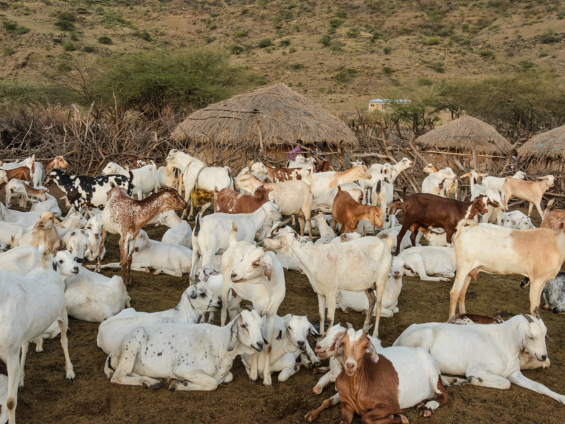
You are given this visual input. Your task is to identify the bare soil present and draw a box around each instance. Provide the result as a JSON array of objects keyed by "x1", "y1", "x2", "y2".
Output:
[{"x1": 13, "y1": 186, "x2": 565, "y2": 423}]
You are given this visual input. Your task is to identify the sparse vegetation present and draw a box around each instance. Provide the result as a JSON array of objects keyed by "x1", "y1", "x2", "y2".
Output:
[
  {"x1": 320, "y1": 35, "x2": 330, "y2": 46},
  {"x1": 229, "y1": 45, "x2": 244, "y2": 55},
  {"x1": 17, "y1": 26, "x2": 30, "y2": 35},
  {"x1": 3, "y1": 46, "x2": 15, "y2": 56},
  {"x1": 479, "y1": 50, "x2": 495, "y2": 59},
  {"x1": 63, "y1": 41, "x2": 75, "y2": 52},
  {"x1": 2, "y1": 21, "x2": 17, "y2": 31},
  {"x1": 258, "y1": 38, "x2": 272, "y2": 48},
  {"x1": 426, "y1": 37, "x2": 440, "y2": 45},
  {"x1": 383, "y1": 46, "x2": 392, "y2": 55},
  {"x1": 54, "y1": 20, "x2": 75, "y2": 31},
  {"x1": 98, "y1": 36, "x2": 112, "y2": 45}
]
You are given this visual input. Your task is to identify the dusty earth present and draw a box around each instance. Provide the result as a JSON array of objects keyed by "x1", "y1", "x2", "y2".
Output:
[{"x1": 10, "y1": 186, "x2": 565, "y2": 423}]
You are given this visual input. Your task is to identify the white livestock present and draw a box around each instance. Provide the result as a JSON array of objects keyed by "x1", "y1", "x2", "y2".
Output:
[
  {"x1": 152, "y1": 210, "x2": 192, "y2": 248},
  {"x1": 422, "y1": 167, "x2": 457, "y2": 197},
  {"x1": 313, "y1": 212, "x2": 336, "y2": 245},
  {"x1": 57, "y1": 251, "x2": 131, "y2": 322},
  {"x1": 287, "y1": 155, "x2": 316, "y2": 169},
  {"x1": 337, "y1": 274, "x2": 402, "y2": 318},
  {"x1": 392, "y1": 246, "x2": 457, "y2": 282},
  {"x1": 30, "y1": 193, "x2": 62, "y2": 217},
  {"x1": 104, "y1": 310, "x2": 265, "y2": 391},
  {"x1": 0, "y1": 203, "x2": 42, "y2": 227},
  {"x1": 263, "y1": 227, "x2": 391, "y2": 337},
  {"x1": 482, "y1": 171, "x2": 526, "y2": 193},
  {"x1": 62, "y1": 229, "x2": 90, "y2": 260},
  {"x1": 98, "y1": 230, "x2": 193, "y2": 277},
  {"x1": 501, "y1": 210, "x2": 535, "y2": 230},
  {"x1": 393, "y1": 314, "x2": 565, "y2": 404},
  {"x1": 102, "y1": 162, "x2": 158, "y2": 200},
  {"x1": 308, "y1": 166, "x2": 371, "y2": 199},
  {"x1": 379, "y1": 225, "x2": 422, "y2": 252},
  {"x1": 462, "y1": 170, "x2": 503, "y2": 225},
  {"x1": 221, "y1": 240, "x2": 286, "y2": 386},
  {"x1": 189, "y1": 202, "x2": 281, "y2": 281},
  {"x1": 0, "y1": 256, "x2": 76, "y2": 424},
  {"x1": 241, "y1": 314, "x2": 320, "y2": 382},
  {"x1": 97, "y1": 282, "x2": 221, "y2": 354}
]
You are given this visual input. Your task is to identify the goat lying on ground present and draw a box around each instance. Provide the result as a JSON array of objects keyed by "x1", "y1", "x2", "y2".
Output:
[
  {"x1": 304, "y1": 324, "x2": 450, "y2": 423},
  {"x1": 337, "y1": 274, "x2": 402, "y2": 318},
  {"x1": 98, "y1": 230, "x2": 193, "y2": 277},
  {"x1": 97, "y1": 283, "x2": 221, "y2": 354},
  {"x1": 104, "y1": 310, "x2": 264, "y2": 392},
  {"x1": 12, "y1": 211, "x2": 63, "y2": 254},
  {"x1": 501, "y1": 210, "x2": 535, "y2": 230},
  {"x1": 392, "y1": 246, "x2": 457, "y2": 282},
  {"x1": 194, "y1": 266, "x2": 242, "y2": 324},
  {"x1": 57, "y1": 251, "x2": 131, "y2": 323},
  {"x1": 393, "y1": 312, "x2": 565, "y2": 404},
  {"x1": 241, "y1": 314, "x2": 320, "y2": 383},
  {"x1": 521, "y1": 273, "x2": 565, "y2": 315}
]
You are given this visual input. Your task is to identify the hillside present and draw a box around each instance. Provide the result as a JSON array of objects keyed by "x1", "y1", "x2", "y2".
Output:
[{"x1": 1, "y1": 0, "x2": 565, "y2": 113}]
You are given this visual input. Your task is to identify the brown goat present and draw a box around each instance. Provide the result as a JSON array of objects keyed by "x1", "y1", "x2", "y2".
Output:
[
  {"x1": 541, "y1": 199, "x2": 565, "y2": 231},
  {"x1": 43, "y1": 156, "x2": 69, "y2": 175},
  {"x1": 213, "y1": 186, "x2": 272, "y2": 214},
  {"x1": 332, "y1": 186, "x2": 383, "y2": 234},
  {"x1": 98, "y1": 187, "x2": 187, "y2": 286},
  {"x1": 390, "y1": 191, "x2": 490, "y2": 253},
  {"x1": 5, "y1": 166, "x2": 31, "y2": 182}
]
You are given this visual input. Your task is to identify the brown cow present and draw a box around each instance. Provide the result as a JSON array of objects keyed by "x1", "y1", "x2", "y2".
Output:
[
  {"x1": 389, "y1": 190, "x2": 490, "y2": 253},
  {"x1": 332, "y1": 186, "x2": 383, "y2": 234},
  {"x1": 213, "y1": 186, "x2": 272, "y2": 214}
]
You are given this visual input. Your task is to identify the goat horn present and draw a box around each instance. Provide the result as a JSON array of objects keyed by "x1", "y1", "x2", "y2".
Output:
[
  {"x1": 521, "y1": 313, "x2": 534, "y2": 323},
  {"x1": 535, "y1": 306, "x2": 541, "y2": 319}
]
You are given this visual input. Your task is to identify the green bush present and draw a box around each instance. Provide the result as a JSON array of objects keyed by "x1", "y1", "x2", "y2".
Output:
[
  {"x1": 53, "y1": 38, "x2": 62, "y2": 44},
  {"x1": 235, "y1": 29, "x2": 248, "y2": 37},
  {"x1": 55, "y1": 20, "x2": 75, "y2": 31},
  {"x1": 63, "y1": 41, "x2": 76, "y2": 51},
  {"x1": 289, "y1": 46, "x2": 296, "y2": 53},
  {"x1": 3, "y1": 46, "x2": 15, "y2": 56},
  {"x1": 258, "y1": 38, "x2": 272, "y2": 48},
  {"x1": 141, "y1": 31, "x2": 153, "y2": 42},
  {"x1": 558, "y1": 11, "x2": 565, "y2": 20},
  {"x1": 541, "y1": 29, "x2": 560, "y2": 44},
  {"x1": 540, "y1": 52, "x2": 549, "y2": 57},
  {"x1": 279, "y1": 38, "x2": 291, "y2": 47},
  {"x1": 433, "y1": 61, "x2": 445, "y2": 73},
  {"x1": 283, "y1": 10, "x2": 293, "y2": 20},
  {"x1": 229, "y1": 45, "x2": 244, "y2": 54},
  {"x1": 479, "y1": 50, "x2": 495, "y2": 59},
  {"x1": 289, "y1": 63, "x2": 304, "y2": 69},
  {"x1": 383, "y1": 46, "x2": 392, "y2": 54},
  {"x1": 346, "y1": 27, "x2": 360, "y2": 38},
  {"x1": 91, "y1": 49, "x2": 246, "y2": 109},
  {"x1": 83, "y1": 46, "x2": 96, "y2": 53},
  {"x1": 98, "y1": 36, "x2": 112, "y2": 44},
  {"x1": 320, "y1": 35, "x2": 330, "y2": 46},
  {"x1": 57, "y1": 62, "x2": 72, "y2": 72},
  {"x1": 335, "y1": 9, "x2": 347, "y2": 18},
  {"x1": 70, "y1": 31, "x2": 79, "y2": 41},
  {"x1": 56, "y1": 11, "x2": 76, "y2": 21},
  {"x1": 418, "y1": 77, "x2": 433, "y2": 86},
  {"x1": 330, "y1": 18, "x2": 343, "y2": 28},
  {"x1": 335, "y1": 68, "x2": 357, "y2": 83},
  {"x1": 383, "y1": 66, "x2": 392, "y2": 75},
  {"x1": 3, "y1": 21, "x2": 17, "y2": 31},
  {"x1": 519, "y1": 60, "x2": 535, "y2": 71},
  {"x1": 204, "y1": 36, "x2": 216, "y2": 44},
  {"x1": 426, "y1": 37, "x2": 440, "y2": 45},
  {"x1": 462, "y1": 23, "x2": 469, "y2": 32},
  {"x1": 17, "y1": 26, "x2": 30, "y2": 34}
]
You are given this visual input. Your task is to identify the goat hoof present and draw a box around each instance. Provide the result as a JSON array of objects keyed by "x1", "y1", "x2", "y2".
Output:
[
  {"x1": 399, "y1": 414, "x2": 409, "y2": 424},
  {"x1": 312, "y1": 360, "x2": 322, "y2": 369},
  {"x1": 168, "y1": 381, "x2": 178, "y2": 392},
  {"x1": 304, "y1": 411, "x2": 317, "y2": 422},
  {"x1": 250, "y1": 378, "x2": 258, "y2": 384},
  {"x1": 312, "y1": 386, "x2": 322, "y2": 395},
  {"x1": 342, "y1": 309, "x2": 350, "y2": 314}
]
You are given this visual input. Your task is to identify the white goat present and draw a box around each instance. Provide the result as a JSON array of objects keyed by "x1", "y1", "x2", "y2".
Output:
[
  {"x1": 57, "y1": 251, "x2": 131, "y2": 322},
  {"x1": 62, "y1": 229, "x2": 90, "y2": 260},
  {"x1": 422, "y1": 166, "x2": 457, "y2": 197},
  {"x1": 287, "y1": 155, "x2": 316, "y2": 169},
  {"x1": 337, "y1": 273, "x2": 402, "y2": 318},
  {"x1": 152, "y1": 210, "x2": 192, "y2": 248},
  {"x1": 241, "y1": 314, "x2": 320, "y2": 382},
  {"x1": 189, "y1": 202, "x2": 281, "y2": 281},
  {"x1": 461, "y1": 170, "x2": 503, "y2": 225},
  {"x1": 104, "y1": 310, "x2": 264, "y2": 391},
  {"x1": 264, "y1": 227, "x2": 391, "y2": 337},
  {"x1": 221, "y1": 239, "x2": 286, "y2": 386},
  {"x1": 500, "y1": 210, "x2": 535, "y2": 230},
  {"x1": 308, "y1": 166, "x2": 371, "y2": 199},
  {"x1": 393, "y1": 313, "x2": 565, "y2": 404},
  {"x1": 379, "y1": 225, "x2": 422, "y2": 252},
  {"x1": 0, "y1": 256, "x2": 76, "y2": 424},
  {"x1": 194, "y1": 266, "x2": 241, "y2": 324},
  {"x1": 102, "y1": 162, "x2": 158, "y2": 200},
  {"x1": 313, "y1": 212, "x2": 336, "y2": 245},
  {"x1": 97, "y1": 282, "x2": 221, "y2": 354},
  {"x1": 30, "y1": 193, "x2": 62, "y2": 217},
  {"x1": 0, "y1": 203, "x2": 42, "y2": 227},
  {"x1": 392, "y1": 246, "x2": 457, "y2": 282},
  {"x1": 98, "y1": 230, "x2": 192, "y2": 277},
  {"x1": 235, "y1": 173, "x2": 313, "y2": 238},
  {"x1": 482, "y1": 170, "x2": 526, "y2": 194}
]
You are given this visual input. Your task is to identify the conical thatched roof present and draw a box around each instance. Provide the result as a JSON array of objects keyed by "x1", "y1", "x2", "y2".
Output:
[
  {"x1": 518, "y1": 126, "x2": 565, "y2": 160},
  {"x1": 171, "y1": 83, "x2": 357, "y2": 148},
  {"x1": 415, "y1": 115, "x2": 512, "y2": 155}
]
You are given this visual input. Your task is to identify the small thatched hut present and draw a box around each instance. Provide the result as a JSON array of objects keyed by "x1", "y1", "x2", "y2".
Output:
[
  {"x1": 518, "y1": 126, "x2": 565, "y2": 172},
  {"x1": 415, "y1": 115, "x2": 513, "y2": 172},
  {"x1": 171, "y1": 83, "x2": 357, "y2": 166}
]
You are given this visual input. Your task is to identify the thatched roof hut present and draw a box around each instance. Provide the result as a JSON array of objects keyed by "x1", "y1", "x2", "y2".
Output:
[
  {"x1": 518, "y1": 126, "x2": 565, "y2": 161},
  {"x1": 415, "y1": 115, "x2": 513, "y2": 155},
  {"x1": 171, "y1": 83, "x2": 357, "y2": 149}
]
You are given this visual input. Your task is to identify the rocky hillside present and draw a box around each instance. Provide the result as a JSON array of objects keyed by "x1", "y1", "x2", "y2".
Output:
[{"x1": 1, "y1": 0, "x2": 564, "y2": 112}]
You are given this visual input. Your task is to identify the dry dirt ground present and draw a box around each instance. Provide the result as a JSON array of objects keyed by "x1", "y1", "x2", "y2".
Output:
[{"x1": 12, "y1": 185, "x2": 565, "y2": 423}]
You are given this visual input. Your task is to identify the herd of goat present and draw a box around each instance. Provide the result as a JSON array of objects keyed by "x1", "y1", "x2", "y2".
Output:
[{"x1": 0, "y1": 149, "x2": 565, "y2": 424}]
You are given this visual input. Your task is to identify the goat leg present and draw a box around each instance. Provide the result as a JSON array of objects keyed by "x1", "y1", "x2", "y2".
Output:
[
  {"x1": 363, "y1": 289, "x2": 376, "y2": 332},
  {"x1": 95, "y1": 227, "x2": 106, "y2": 273}
]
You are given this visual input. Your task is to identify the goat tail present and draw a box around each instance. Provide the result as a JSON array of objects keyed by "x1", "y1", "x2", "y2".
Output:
[
  {"x1": 454, "y1": 219, "x2": 478, "y2": 243},
  {"x1": 194, "y1": 210, "x2": 202, "y2": 237},
  {"x1": 545, "y1": 198, "x2": 555, "y2": 219},
  {"x1": 402, "y1": 187, "x2": 408, "y2": 201},
  {"x1": 375, "y1": 180, "x2": 382, "y2": 194}
]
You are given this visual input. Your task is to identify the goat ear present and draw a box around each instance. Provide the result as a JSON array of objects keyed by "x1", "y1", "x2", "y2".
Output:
[
  {"x1": 535, "y1": 306, "x2": 541, "y2": 320},
  {"x1": 52, "y1": 261, "x2": 58, "y2": 271},
  {"x1": 276, "y1": 327, "x2": 286, "y2": 341},
  {"x1": 366, "y1": 340, "x2": 380, "y2": 363},
  {"x1": 309, "y1": 322, "x2": 319, "y2": 336},
  {"x1": 227, "y1": 315, "x2": 241, "y2": 352},
  {"x1": 262, "y1": 254, "x2": 272, "y2": 281},
  {"x1": 75, "y1": 257, "x2": 85, "y2": 263}
]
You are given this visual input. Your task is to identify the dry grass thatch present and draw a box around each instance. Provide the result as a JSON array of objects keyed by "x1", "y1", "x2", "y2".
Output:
[
  {"x1": 414, "y1": 115, "x2": 512, "y2": 155},
  {"x1": 517, "y1": 126, "x2": 565, "y2": 161},
  {"x1": 170, "y1": 83, "x2": 357, "y2": 148}
]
